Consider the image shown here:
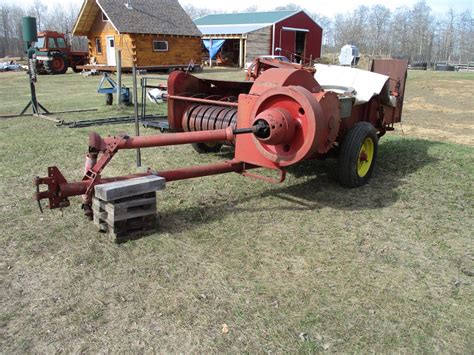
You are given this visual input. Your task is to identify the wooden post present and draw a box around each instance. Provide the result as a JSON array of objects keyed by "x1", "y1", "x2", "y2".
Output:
[
  {"x1": 239, "y1": 38, "x2": 244, "y2": 68},
  {"x1": 209, "y1": 38, "x2": 212, "y2": 68},
  {"x1": 116, "y1": 49, "x2": 122, "y2": 106},
  {"x1": 243, "y1": 39, "x2": 247, "y2": 67},
  {"x1": 132, "y1": 64, "x2": 141, "y2": 167}
]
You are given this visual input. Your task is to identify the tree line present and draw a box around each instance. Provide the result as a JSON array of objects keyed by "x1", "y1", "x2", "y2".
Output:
[
  {"x1": 1, "y1": 0, "x2": 472, "y2": 64},
  {"x1": 0, "y1": 0, "x2": 86, "y2": 58}
]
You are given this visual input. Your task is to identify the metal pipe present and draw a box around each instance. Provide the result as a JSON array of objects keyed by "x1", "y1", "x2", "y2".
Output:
[
  {"x1": 100, "y1": 127, "x2": 234, "y2": 150},
  {"x1": 58, "y1": 160, "x2": 255, "y2": 198},
  {"x1": 116, "y1": 49, "x2": 122, "y2": 105},
  {"x1": 132, "y1": 64, "x2": 141, "y2": 167},
  {"x1": 168, "y1": 95, "x2": 238, "y2": 107}
]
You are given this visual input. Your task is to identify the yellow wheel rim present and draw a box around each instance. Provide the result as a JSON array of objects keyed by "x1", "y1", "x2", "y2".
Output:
[{"x1": 357, "y1": 137, "x2": 374, "y2": 177}]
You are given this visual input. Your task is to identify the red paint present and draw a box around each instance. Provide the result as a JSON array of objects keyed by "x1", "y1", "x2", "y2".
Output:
[
  {"x1": 273, "y1": 11, "x2": 323, "y2": 60},
  {"x1": 35, "y1": 160, "x2": 256, "y2": 208},
  {"x1": 100, "y1": 127, "x2": 235, "y2": 150}
]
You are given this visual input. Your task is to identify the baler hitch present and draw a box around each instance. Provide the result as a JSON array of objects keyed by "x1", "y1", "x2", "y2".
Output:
[{"x1": 33, "y1": 125, "x2": 266, "y2": 216}]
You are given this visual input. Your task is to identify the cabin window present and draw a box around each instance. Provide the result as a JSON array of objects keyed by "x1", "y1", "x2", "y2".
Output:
[
  {"x1": 48, "y1": 38, "x2": 57, "y2": 48},
  {"x1": 102, "y1": 12, "x2": 108, "y2": 21},
  {"x1": 57, "y1": 38, "x2": 67, "y2": 48},
  {"x1": 96, "y1": 38, "x2": 102, "y2": 54},
  {"x1": 153, "y1": 40, "x2": 168, "y2": 52}
]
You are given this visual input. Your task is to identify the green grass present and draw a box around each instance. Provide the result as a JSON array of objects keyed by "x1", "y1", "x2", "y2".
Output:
[{"x1": 0, "y1": 69, "x2": 473, "y2": 352}]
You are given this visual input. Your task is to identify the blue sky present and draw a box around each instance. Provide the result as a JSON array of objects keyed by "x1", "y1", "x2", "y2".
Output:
[{"x1": 4, "y1": 0, "x2": 473, "y2": 17}]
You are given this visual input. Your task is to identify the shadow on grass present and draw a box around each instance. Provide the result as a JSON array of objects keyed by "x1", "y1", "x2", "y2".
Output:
[{"x1": 154, "y1": 138, "x2": 439, "y2": 235}]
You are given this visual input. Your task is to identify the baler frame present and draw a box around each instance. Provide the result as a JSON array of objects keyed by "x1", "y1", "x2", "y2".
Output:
[{"x1": 33, "y1": 59, "x2": 408, "y2": 219}]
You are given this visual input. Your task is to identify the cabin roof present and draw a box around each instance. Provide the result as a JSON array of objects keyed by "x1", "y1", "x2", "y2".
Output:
[{"x1": 73, "y1": 0, "x2": 201, "y2": 37}]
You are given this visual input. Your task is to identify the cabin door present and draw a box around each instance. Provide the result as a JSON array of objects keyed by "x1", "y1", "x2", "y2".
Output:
[{"x1": 106, "y1": 36, "x2": 116, "y2": 66}]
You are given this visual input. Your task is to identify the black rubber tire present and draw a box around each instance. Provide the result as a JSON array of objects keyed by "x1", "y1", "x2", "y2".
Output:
[
  {"x1": 105, "y1": 93, "x2": 113, "y2": 105},
  {"x1": 191, "y1": 142, "x2": 223, "y2": 154},
  {"x1": 44, "y1": 53, "x2": 68, "y2": 74},
  {"x1": 337, "y1": 122, "x2": 378, "y2": 188}
]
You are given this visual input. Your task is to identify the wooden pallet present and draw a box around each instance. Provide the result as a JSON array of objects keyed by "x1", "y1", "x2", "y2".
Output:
[
  {"x1": 93, "y1": 193, "x2": 158, "y2": 243},
  {"x1": 92, "y1": 176, "x2": 165, "y2": 242}
]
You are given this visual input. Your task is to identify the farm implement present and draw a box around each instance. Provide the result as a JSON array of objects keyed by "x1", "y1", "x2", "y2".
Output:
[{"x1": 34, "y1": 59, "x2": 408, "y2": 219}]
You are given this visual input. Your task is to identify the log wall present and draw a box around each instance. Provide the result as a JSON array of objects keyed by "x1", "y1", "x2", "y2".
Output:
[
  {"x1": 132, "y1": 34, "x2": 202, "y2": 67},
  {"x1": 85, "y1": 10, "x2": 201, "y2": 67},
  {"x1": 86, "y1": 11, "x2": 134, "y2": 66}
]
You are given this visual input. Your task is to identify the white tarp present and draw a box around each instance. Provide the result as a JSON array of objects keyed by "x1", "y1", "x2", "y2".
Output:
[{"x1": 314, "y1": 64, "x2": 390, "y2": 105}]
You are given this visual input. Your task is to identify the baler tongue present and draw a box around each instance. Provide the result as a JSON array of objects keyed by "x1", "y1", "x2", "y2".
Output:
[{"x1": 33, "y1": 166, "x2": 70, "y2": 211}]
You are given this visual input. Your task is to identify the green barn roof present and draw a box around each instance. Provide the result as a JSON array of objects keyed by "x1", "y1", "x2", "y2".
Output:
[{"x1": 194, "y1": 10, "x2": 298, "y2": 26}]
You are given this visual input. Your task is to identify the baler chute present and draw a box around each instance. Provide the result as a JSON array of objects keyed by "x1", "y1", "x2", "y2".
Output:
[{"x1": 33, "y1": 59, "x2": 408, "y2": 219}]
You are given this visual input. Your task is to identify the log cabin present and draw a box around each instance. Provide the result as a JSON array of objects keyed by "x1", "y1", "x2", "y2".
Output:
[{"x1": 72, "y1": 0, "x2": 202, "y2": 69}]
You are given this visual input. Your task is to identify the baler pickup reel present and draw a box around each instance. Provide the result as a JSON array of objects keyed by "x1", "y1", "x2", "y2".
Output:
[{"x1": 33, "y1": 60, "x2": 408, "y2": 218}]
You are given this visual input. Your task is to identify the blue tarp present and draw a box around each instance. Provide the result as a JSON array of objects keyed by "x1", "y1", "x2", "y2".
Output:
[{"x1": 203, "y1": 39, "x2": 225, "y2": 60}]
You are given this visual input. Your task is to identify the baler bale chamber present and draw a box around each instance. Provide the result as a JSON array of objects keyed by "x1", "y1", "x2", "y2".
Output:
[{"x1": 33, "y1": 59, "x2": 408, "y2": 219}]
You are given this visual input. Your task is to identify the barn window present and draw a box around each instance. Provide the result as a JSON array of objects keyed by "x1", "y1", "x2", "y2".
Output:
[
  {"x1": 153, "y1": 40, "x2": 168, "y2": 52},
  {"x1": 102, "y1": 12, "x2": 108, "y2": 21},
  {"x1": 96, "y1": 38, "x2": 102, "y2": 54}
]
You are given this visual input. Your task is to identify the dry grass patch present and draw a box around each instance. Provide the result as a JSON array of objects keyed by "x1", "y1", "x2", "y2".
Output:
[{"x1": 0, "y1": 69, "x2": 473, "y2": 352}]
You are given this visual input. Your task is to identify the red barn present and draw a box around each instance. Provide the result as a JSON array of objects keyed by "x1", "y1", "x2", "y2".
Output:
[{"x1": 194, "y1": 10, "x2": 323, "y2": 67}]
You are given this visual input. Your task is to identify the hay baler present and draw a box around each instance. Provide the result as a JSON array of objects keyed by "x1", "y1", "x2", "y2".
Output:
[{"x1": 34, "y1": 59, "x2": 408, "y2": 218}]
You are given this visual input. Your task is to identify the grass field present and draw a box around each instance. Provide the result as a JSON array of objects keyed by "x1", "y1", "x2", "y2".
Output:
[{"x1": 0, "y1": 68, "x2": 473, "y2": 352}]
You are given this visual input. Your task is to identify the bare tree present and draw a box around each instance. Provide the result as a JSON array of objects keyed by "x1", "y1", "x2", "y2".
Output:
[
  {"x1": 1, "y1": 0, "x2": 473, "y2": 64},
  {"x1": 28, "y1": 0, "x2": 47, "y2": 31},
  {"x1": 274, "y1": 4, "x2": 302, "y2": 11},
  {"x1": 368, "y1": 5, "x2": 391, "y2": 56},
  {"x1": 455, "y1": 10, "x2": 473, "y2": 63},
  {"x1": 183, "y1": 4, "x2": 217, "y2": 20}
]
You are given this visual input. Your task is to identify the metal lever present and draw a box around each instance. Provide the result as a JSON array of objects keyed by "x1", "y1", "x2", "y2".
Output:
[{"x1": 34, "y1": 176, "x2": 44, "y2": 213}]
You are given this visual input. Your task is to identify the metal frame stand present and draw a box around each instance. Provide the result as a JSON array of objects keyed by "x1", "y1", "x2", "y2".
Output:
[
  {"x1": 0, "y1": 52, "x2": 97, "y2": 122},
  {"x1": 140, "y1": 76, "x2": 170, "y2": 131},
  {"x1": 19, "y1": 57, "x2": 51, "y2": 117}
]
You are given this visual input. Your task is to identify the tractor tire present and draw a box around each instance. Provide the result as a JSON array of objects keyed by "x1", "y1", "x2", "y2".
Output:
[
  {"x1": 44, "y1": 53, "x2": 68, "y2": 74},
  {"x1": 35, "y1": 62, "x2": 45, "y2": 75},
  {"x1": 337, "y1": 122, "x2": 378, "y2": 188},
  {"x1": 105, "y1": 93, "x2": 113, "y2": 105},
  {"x1": 191, "y1": 142, "x2": 223, "y2": 154}
]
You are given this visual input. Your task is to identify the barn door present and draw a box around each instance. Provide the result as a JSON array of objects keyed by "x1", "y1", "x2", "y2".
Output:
[
  {"x1": 295, "y1": 31, "x2": 306, "y2": 63},
  {"x1": 106, "y1": 35, "x2": 116, "y2": 66}
]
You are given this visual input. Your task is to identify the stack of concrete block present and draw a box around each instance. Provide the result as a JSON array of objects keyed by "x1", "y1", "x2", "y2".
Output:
[{"x1": 93, "y1": 175, "x2": 166, "y2": 242}]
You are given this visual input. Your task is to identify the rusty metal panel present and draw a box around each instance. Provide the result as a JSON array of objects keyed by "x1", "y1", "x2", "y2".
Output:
[{"x1": 371, "y1": 59, "x2": 408, "y2": 124}]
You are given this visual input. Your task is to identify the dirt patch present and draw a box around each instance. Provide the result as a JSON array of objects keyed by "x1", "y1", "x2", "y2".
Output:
[
  {"x1": 406, "y1": 97, "x2": 474, "y2": 115},
  {"x1": 395, "y1": 123, "x2": 474, "y2": 146},
  {"x1": 402, "y1": 71, "x2": 474, "y2": 146}
]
